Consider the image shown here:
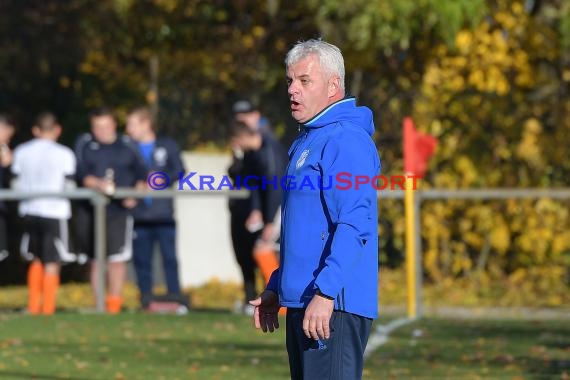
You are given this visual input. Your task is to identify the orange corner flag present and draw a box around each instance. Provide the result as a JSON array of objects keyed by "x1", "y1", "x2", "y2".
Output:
[{"x1": 403, "y1": 117, "x2": 437, "y2": 177}]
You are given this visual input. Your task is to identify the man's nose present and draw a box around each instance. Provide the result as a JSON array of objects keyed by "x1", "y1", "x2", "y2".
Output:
[{"x1": 288, "y1": 82, "x2": 298, "y2": 96}]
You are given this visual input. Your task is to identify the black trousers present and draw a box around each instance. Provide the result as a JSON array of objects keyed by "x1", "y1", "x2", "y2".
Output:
[
  {"x1": 286, "y1": 308, "x2": 373, "y2": 380},
  {"x1": 0, "y1": 210, "x2": 7, "y2": 254},
  {"x1": 229, "y1": 206, "x2": 259, "y2": 302},
  {"x1": 21, "y1": 216, "x2": 68, "y2": 263}
]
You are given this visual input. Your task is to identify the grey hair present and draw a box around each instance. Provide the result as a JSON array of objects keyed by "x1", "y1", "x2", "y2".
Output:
[{"x1": 285, "y1": 39, "x2": 345, "y2": 91}]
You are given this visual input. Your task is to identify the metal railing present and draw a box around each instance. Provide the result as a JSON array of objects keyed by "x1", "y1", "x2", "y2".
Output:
[
  {"x1": 377, "y1": 188, "x2": 570, "y2": 318},
  {"x1": 0, "y1": 188, "x2": 248, "y2": 312},
  {"x1": 2, "y1": 187, "x2": 569, "y2": 314}
]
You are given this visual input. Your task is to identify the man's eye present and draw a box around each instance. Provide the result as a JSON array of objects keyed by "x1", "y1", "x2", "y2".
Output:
[
  {"x1": 286, "y1": 79, "x2": 292, "y2": 86},
  {"x1": 301, "y1": 79, "x2": 309, "y2": 84}
]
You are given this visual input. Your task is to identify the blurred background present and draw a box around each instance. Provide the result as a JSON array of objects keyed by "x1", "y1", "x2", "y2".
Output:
[{"x1": 2, "y1": 0, "x2": 568, "y2": 306}]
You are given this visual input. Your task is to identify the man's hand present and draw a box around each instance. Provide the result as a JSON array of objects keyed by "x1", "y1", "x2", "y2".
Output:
[
  {"x1": 138, "y1": 179, "x2": 151, "y2": 191},
  {"x1": 245, "y1": 210, "x2": 263, "y2": 233},
  {"x1": 122, "y1": 198, "x2": 137, "y2": 209},
  {"x1": 0, "y1": 250, "x2": 9, "y2": 262},
  {"x1": 260, "y1": 223, "x2": 274, "y2": 242},
  {"x1": 303, "y1": 293, "x2": 334, "y2": 340},
  {"x1": 249, "y1": 290, "x2": 280, "y2": 333},
  {"x1": 83, "y1": 175, "x2": 115, "y2": 194},
  {"x1": 0, "y1": 145, "x2": 12, "y2": 167},
  {"x1": 83, "y1": 175, "x2": 103, "y2": 190}
]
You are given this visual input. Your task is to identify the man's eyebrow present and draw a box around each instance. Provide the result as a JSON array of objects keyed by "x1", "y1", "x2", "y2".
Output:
[{"x1": 286, "y1": 74, "x2": 310, "y2": 80}]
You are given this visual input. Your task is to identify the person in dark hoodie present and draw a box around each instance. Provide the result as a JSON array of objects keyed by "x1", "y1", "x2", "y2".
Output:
[
  {"x1": 229, "y1": 120, "x2": 287, "y2": 302},
  {"x1": 227, "y1": 99, "x2": 284, "y2": 316},
  {"x1": 249, "y1": 39, "x2": 381, "y2": 380},
  {"x1": 126, "y1": 107, "x2": 185, "y2": 309}
]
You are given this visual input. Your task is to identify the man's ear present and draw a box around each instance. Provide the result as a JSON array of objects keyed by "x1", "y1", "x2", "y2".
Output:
[
  {"x1": 31, "y1": 126, "x2": 40, "y2": 137},
  {"x1": 54, "y1": 125, "x2": 63, "y2": 138},
  {"x1": 328, "y1": 75, "x2": 341, "y2": 97}
]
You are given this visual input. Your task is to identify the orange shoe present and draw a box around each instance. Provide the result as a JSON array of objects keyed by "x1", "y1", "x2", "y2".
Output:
[{"x1": 106, "y1": 295, "x2": 123, "y2": 314}]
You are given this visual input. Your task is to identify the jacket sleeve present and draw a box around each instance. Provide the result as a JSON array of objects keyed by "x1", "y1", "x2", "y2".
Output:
[
  {"x1": 128, "y1": 142, "x2": 149, "y2": 182},
  {"x1": 73, "y1": 134, "x2": 91, "y2": 184},
  {"x1": 313, "y1": 133, "x2": 379, "y2": 299},
  {"x1": 266, "y1": 268, "x2": 280, "y2": 293},
  {"x1": 258, "y1": 139, "x2": 285, "y2": 224},
  {"x1": 228, "y1": 153, "x2": 243, "y2": 183},
  {"x1": 165, "y1": 138, "x2": 185, "y2": 184},
  {"x1": 245, "y1": 151, "x2": 262, "y2": 212}
]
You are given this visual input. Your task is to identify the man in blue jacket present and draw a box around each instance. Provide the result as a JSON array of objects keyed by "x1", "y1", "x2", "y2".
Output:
[
  {"x1": 250, "y1": 39, "x2": 381, "y2": 379},
  {"x1": 126, "y1": 107, "x2": 185, "y2": 309}
]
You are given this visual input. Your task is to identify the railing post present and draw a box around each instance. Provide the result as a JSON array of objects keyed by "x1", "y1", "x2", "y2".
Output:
[
  {"x1": 92, "y1": 193, "x2": 108, "y2": 313},
  {"x1": 414, "y1": 191, "x2": 423, "y2": 318}
]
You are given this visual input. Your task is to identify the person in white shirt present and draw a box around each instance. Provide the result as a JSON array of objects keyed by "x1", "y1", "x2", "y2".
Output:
[{"x1": 11, "y1": 112, "x2": 76, "y2": 315}]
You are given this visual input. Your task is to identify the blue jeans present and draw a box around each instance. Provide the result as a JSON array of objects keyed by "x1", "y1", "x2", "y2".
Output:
[{"x1": 132, "y1": 223, "x2": 181, "y2": 296}]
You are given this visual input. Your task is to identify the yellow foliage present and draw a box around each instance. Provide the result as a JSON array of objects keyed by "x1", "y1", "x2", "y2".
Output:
[
  {"x1": 495, "y1": 78, "x2": 510, "y2": 96},
  {"x1": 511, "y1": 2, "x2": 524, "y2": 15},
  {"x1": 516, "y1": 118, "x2": 544, "y2": 167},
  {"x1": 58, "y1": 76, "x2": 70, "y2": 88},
  {"x1": 242, "y1": 35, "x2": 255, "y2": 49},
  {"x1": 218, "y1": 71, "x2": 230, "y2": 83},
  {"x1": 454, "y1": 156, "x2": 478, "y2": 186},
  {"x1": 145, "y1": 90, "x2": 157, "y2": 104},
  {"x1": 379, "y1": 0, "x2": 570, "y2": 304},
  {"x1": 495, "y1": 10, "x2": 517, "y2": 30},
  {"x1": 425, "y1": 248, "x2": 442, "y2": 281},
  {"x1": 455, "y1": 30, "x2": 472, "y2": 53},
  {"x1": 153, "y1": 0, "x2": 177, "y2": 12},
  {"x1": 252, "y1": 26, "x2": 265, "y2": 38},
  {"x1": 489, "y1": 221, "x2": 510, "y2": 254},
  {"x1": 552, "y1": 231, "x2": 570, "y2": 253},
  {"x1": 468, "y1": 69, "x2": 485, "y2": 88}
]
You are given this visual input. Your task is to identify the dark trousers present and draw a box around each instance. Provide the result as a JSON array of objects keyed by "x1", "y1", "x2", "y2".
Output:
[
  {"x1": 0, "y1": 211, "x2": 7, "y2": 254},
  {"x1": 286, "y1": 308, "x2": 373, "y2": 380},
  {"x1": 132, "y1": 222, "x2": 181, "y2": 296},
  {"x1": 230, "y1": 208, "x2": 259, "y2": 303},
  {"x1": 71, "y1": 202, "x2": 93, "y2": 256}
]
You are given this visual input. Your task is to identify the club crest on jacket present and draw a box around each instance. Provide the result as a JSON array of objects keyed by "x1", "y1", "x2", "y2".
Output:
[{"x1": 296, "y1": 149, "x2": 309, "y2": 169}]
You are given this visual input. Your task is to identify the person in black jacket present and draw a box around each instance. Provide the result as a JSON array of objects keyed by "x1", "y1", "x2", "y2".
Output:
[
  {"x1": 126, "y1": 107, "x2": 185, "y2": 309},
  {"x1": 75, "y1": 107, "x2": 147, "y2": 313},
  {"x1": 228, "y1": 118, "x2": 287, "y2": 315}
]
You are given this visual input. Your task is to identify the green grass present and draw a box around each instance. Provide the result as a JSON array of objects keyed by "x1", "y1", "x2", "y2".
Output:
[
  {"x1": 0, "y1": 312, "x2": 568, "y2": 380},
  {"x1": 366, "y1": 317, "x2": 570, "y2": 380},
  {"x1": 0, "y1": 312, "x2": 289, "y2": 380}
]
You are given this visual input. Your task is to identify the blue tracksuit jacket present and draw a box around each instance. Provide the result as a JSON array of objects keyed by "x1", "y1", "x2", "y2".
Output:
[{"x1": 267, "y1": 97, "x2": 381, "y2": 318}]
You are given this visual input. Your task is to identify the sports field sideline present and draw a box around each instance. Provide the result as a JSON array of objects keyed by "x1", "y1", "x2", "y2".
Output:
[{"x1": 0, "y1": 311, "x2": 568, "y2": 379}]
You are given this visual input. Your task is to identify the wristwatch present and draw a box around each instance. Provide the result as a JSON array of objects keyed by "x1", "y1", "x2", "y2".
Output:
[{"x1": 315, "y1": 289, "x2": 335, "y2": 300}]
